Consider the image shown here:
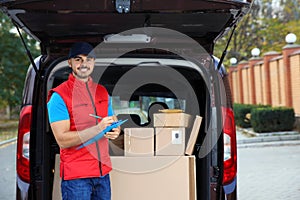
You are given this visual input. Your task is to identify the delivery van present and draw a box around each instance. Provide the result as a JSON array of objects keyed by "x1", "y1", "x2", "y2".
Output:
[{"x1": 0, "y1": 0, "x2": 253, "y2": 199}]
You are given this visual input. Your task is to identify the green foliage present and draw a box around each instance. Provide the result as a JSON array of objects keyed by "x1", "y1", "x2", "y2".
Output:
[
  {"x1": 233, "y1": 103, "x2": 252, "y2": 128},
  {"x1": 251, "y1": 107, "x2": 295, "y2": 133},
  {"x1": 215, "y1": 0, "x2": 300, "y2": 66},
  {"x1": 258, "y1": 19, "x2": 300, "y2": 53},
  {"x1": 0, "y1": 12, "x2": 39, "y2": 109},
  {"x1": 233, "y1": 103, "x2": 270, "y2": 128}
]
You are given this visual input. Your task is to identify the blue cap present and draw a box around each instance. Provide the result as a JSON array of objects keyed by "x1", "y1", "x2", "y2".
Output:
[{"x1": 68, "y1": 42, "x2": 96, "y2": 59}]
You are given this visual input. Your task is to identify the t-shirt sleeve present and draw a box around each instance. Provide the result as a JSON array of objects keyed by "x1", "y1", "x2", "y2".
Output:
[
  {"x1": 47, "y1": 92, "x2": 70, "y2": 123},
  {"x1": 107, "y1": 96, "x2": 114, "y2": 117}
]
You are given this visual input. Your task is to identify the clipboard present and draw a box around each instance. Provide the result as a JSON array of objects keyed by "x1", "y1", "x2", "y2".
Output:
[{"x1": 77, "y1": 119, "x2": 128, "y2": 150}]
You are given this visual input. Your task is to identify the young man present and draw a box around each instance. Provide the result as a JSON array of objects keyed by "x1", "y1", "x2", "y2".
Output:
[{"x1": 47, "y1": 42, "x2": 120, "y2": 200}]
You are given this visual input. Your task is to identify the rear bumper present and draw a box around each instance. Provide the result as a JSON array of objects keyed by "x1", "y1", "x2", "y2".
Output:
[
  {"x1": 223, "y1": 177, "x2": 237, "y2": 194},
  {"x1": 16, "y1": 175, "x2": 29, "y2": 200}
]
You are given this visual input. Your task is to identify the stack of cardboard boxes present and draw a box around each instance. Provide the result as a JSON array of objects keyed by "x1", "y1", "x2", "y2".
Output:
[
  {"x1": 52, "y1": 110, "x2": 202, "y2": 200},
  {"x1": 111, "y1": 110, "x2": 202, "y2": 200}
]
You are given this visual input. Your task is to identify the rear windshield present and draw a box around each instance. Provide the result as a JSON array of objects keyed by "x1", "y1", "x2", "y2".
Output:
[{"x1": 47, "y1": 57, "x2": 208, "y2": 126}]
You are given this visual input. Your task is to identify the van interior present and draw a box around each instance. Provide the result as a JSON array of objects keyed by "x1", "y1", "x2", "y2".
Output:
[{"x1": 45, "y1": 55, "x2": 210, "y2": 198}]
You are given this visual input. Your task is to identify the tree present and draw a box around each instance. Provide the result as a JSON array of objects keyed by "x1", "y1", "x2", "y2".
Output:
[
  {"x1": 277, "y1": 0, "x2": 300, "y2": 22},
  {"x1": 214, "y1": 0, "x2": 262, "y2": 64},
  {"x1": 214, "y1": 0, "x2": 300, "y2": 66},
  {"x1": 0, "y1": 12, "x2": 39, "y2": 118}
]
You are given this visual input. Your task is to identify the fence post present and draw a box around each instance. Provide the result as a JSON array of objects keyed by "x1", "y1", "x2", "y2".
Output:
[
  {"x1": 263, "y1": 51, "x2": 281, "y2": 106},
  {"x1": 282, "y1": 43, "x2": 300, "y2": 107},
  {"x1": 248, "y1": 57, "x2": 263, "y2": 105},
  {"x1": 237, "y1": 61, "x2": 249, "y2": 104},
  {"x1": 228, "y1": 65, "x2": 237, "y2": 102}
]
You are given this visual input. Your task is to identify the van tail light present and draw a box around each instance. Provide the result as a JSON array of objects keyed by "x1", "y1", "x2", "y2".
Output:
[
  {"x1": 17, "y1": 105, "x2": 32, "y2": 183},
  {"x1": 222, "y1": 107, "x2": 237, "y2": 185}
]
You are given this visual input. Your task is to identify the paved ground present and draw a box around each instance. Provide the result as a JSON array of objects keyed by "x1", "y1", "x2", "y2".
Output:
[
  {"x1": 0, "y1": 142, "x2": 16, "y2": 200},
  {"x1": 1, "y1": 127, "x2": 299, "y2": 200},
  {"x1": 237, "y1": 144, "x2": 300, "y2": 200},
  {"x1": 236, "y1": 128, "x2": 300, "y2": 199}
]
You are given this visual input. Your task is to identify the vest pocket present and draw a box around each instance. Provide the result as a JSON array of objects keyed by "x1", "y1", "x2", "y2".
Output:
[{"x1": 73, "y1": 103, "x2": 88, "y2": 108}]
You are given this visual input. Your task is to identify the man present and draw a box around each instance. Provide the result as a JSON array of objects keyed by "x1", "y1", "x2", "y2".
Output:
[{"x1": 47, "y1": 42, "x2": 120, "y2": 200}]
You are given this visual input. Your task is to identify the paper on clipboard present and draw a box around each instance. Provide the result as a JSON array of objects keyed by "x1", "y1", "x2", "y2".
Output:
[{"x1": 77, "y1": 119, "x2": 127, "y2": 150}]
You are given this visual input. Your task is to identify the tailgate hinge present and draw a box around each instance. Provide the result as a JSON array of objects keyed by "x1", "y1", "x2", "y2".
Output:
[{"x1": 210, "y1": 166, "x2": 220, "y2": 179}]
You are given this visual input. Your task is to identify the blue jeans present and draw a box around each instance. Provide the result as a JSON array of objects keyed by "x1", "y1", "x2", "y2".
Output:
[{"x1": 61, "y1": 174, "x2": 111, "y2": 200}]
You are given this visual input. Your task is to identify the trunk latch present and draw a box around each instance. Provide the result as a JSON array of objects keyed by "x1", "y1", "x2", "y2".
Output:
[{"x1": 116, "y1": 0, "x2": 130, "y2": 13}]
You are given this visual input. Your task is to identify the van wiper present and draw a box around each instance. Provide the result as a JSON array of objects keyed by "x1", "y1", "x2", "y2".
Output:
[
  {"x1": 14, "y1": 23, "x2": 41, "y2": 79},
  {"x1": 217, "y1": 25, "x2": 237, "y2": 71}
]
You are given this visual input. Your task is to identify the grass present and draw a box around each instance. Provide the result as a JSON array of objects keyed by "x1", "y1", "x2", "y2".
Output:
[{"x1": 0, "y1": 120, "x2": 18, "y2": 142}]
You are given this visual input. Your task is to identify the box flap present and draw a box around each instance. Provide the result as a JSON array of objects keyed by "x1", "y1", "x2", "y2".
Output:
[{"x1": 185, "y1": 115, "x2": 202, "y2": 155}]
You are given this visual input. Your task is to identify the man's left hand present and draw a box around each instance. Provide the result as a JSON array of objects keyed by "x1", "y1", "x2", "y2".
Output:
[{"x1": 105, "y1": 115, "x2": 121, "y2": 140}]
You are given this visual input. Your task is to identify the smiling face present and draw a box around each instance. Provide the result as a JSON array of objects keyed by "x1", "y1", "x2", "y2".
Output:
[{"x1": 68, "y1": 54, "x2": 95, "y2": 82}]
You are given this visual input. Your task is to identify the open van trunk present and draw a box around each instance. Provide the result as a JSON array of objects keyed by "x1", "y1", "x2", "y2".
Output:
[
  {"x1": 45, "y1": 55, "x2": 213, "y2": 199},
  {"x1": 0, "y1": 0, "x2": 252, "y2": 199},
  {"x1": 0, "y1": 0, "x2": 252, "y2": 56}
]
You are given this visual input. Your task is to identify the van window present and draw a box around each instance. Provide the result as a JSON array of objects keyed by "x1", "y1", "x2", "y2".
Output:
[{"x1": 112, "y1": 96, "x2": 186, "y2": 125}]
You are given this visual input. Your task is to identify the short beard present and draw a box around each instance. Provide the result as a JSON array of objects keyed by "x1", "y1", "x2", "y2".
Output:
[{"x1": 72, "y1": 71, "x2": 89, "y2": 80}]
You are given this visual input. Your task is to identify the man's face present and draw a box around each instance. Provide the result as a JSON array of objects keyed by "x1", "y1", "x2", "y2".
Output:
[{"x1": 68, "y1": 54, "x2": 95, "y2": 81}]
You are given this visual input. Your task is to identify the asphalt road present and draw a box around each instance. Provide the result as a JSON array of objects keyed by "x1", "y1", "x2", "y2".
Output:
[
  {"x1": 237, "y1": 144, "x2": 300, "y2": 199},
  {"x1": 0, "y1": 142, "x2": 16, "y2": 200}
]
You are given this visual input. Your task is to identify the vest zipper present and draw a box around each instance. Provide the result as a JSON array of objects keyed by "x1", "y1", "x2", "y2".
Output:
[{"x1": 86, "y1": 83, "x2": 103, "y2": 176}]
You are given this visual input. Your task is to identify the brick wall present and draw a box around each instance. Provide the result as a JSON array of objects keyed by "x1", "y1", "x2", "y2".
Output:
[
  {"x1": 228, "y1": 45, "x2": 300, "y2": 115},
  {"x1": 232, "y1": 70, "x2": 240, "y2": 103},
  {"x1": 270, "y1": 59, "x2": 280, "y2": 106},
  {"x1": 232, "y1": 70, "x2": 239, "y2": 103},
  {"x1": 242, "y1": 66, "x2": 250, "y2": 104},
  {"x1": 290, "y1": 53, "x2": 300, "y2": 115},
  {"x1": 261, "y1": 61, "x2": 269, "y2": 105},
  {"x1": 254, "y1": 63, "x2": 264, "y2": 104}
]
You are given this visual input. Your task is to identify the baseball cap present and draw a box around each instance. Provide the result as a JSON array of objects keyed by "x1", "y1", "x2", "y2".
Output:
[{"x1": 68, "y1": 42, "x2": 96, "y2": 59}]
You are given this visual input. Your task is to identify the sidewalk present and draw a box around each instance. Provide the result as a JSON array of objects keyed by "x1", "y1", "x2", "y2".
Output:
[
  {"x1": 237, "y1": 127, "x2": 300, "y2": 148},
  {"x1": 1, "y1": 127, "x2": 300, "y2": 148},
  {"x1": 0, "y1": 137, "x2": 17, "y2": 147}
]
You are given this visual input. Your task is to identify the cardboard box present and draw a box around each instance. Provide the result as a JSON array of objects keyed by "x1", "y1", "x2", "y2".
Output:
[
  {"x1": 124, "y1": 128, "x2": 154, "y2": 156},
  {"x1": 155, "y1": 127, "x2": 185, "y2": 156},
  {"x1": 110, "y1": 156, "x2": 196, "y2": 200},
  {"x1": 185, "y1": 115, "x2": 202, "y2": 155},
  {"x1": 153, "y1": 112, "x2": 192, "y2": 127}
]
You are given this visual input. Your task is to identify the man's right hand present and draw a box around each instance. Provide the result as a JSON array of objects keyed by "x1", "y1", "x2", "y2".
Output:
[{"x1": 97, "y1": 116, "x2": 115, "y2": 131}]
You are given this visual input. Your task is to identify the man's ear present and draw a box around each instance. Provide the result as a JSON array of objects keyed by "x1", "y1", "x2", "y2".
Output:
[{"x1": 68, "y1": 59, "x2": 72, "y2": 67}]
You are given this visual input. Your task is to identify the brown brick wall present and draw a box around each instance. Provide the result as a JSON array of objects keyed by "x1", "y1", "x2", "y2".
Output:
[
  {"x1": 282, "y1": 46, "x2": 300, "y2": 107},
  {"x1": 242, "y1": 67, "x2": 250, "y2": 104},
  {"x1": 291, "y1": 54, "x2": 300, "y2": 115},
  {"x1": 232, "y1": 71, "x2": 239, "y2": 103},
  {"x1": 228, "y1": 47, "x2": 300, "y2": 115},
  {"x1": 228, "y1": 67, "x2": 234, "y2": 102},
  {"x1": 261, "y1": 63, "x2": 269, "y2": 105},
  {"x1": 278, "y1": 59, "x2": 286, "y2": 106},
  {"x1": 248, "y1": 58, "x2": 261, "y2": 104},
  {"x1": 270, "y1": 60, "x2": 279, "y2": 106},
  {"x1": 246, "y1": 67, "x2": 252, "y2": 104},
  {"x1": 254, "y1": 64, "x2": 264, "y2": 104}
]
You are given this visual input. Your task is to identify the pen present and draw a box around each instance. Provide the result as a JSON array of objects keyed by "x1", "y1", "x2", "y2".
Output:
[{"x1": 89, "y1": 114, "x2": 103, "y2": 119}]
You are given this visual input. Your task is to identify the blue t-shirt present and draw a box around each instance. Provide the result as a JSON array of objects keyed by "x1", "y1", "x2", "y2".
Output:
[{"x1": 47, "y1": 92, "x2": 114, "y2": 123}]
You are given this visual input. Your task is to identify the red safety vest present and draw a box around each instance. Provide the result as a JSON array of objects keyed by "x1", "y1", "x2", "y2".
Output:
[{"x1": 48, "y1": 74, "x2": 112, "y2": 180}]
